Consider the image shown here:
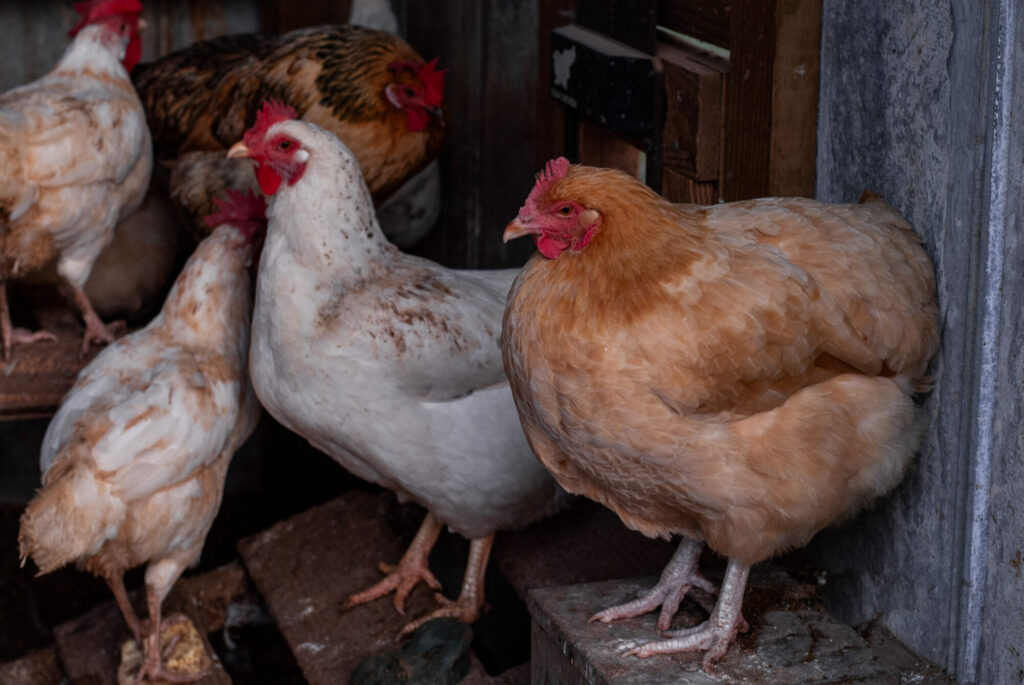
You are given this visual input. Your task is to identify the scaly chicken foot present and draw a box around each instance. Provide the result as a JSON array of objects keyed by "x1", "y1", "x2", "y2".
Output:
[
  {"x1": 345, "y1": 511, "x2": 443, "y2": 614},
  {"x1": 105, "y1": 571, "x2": 143, "y2": 645},
  {"x1": 135, "y1": 611, "x2": 211, "y2": 684},
  {"x1": 399, "y1": 534, "x2": 493, "y2": 637},
  {"x1": 65, "y1": 280, "x2": 124, "y2": 357},
  {"x1": 0, "y1": 281, "x2": 56, "y2": 359},
  {"x1": 590, "y1": 537, "x2": 716, "y2": 631},
  {"x1": 616, "y1": 558, "x2": 750, "y2": 673}
]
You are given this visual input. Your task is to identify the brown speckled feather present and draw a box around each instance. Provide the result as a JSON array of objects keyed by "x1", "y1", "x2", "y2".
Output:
[
  {"x1": 502, "y1": 165, "x2": 939, "y2": 565},
  {"x1": 133, "y1": 25, "x2": 444, "y2": 206}
]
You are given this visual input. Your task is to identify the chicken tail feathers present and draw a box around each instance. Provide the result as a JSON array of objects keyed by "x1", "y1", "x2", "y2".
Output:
[{"x1": 18, "y1": 464, "x2": 125, "y2": 575}]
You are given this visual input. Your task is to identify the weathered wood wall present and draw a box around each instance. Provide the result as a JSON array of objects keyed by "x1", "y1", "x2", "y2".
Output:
[{"x1": 396, "y1": 0, "x2": 575, "y2": 270}]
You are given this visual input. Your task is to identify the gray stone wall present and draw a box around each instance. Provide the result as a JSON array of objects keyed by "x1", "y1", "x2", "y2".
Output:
[{"x1": 812, "y1": 2, "x2": 1023, "y2": 683}]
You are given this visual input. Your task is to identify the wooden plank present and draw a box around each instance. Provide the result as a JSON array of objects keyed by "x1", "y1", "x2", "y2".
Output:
[
  {"x1": 52, "y1": 562, "x2": 247, "y2": 685},
  {"x1": 0, "y1": 297, "x2": 99, "y2": 421},
  {"x1": 529, "y1": 577, "x2": 953, "y2": 684},
  {"x1": 659, "y1": 41, "x2": 726, "y2": 181},
  {"x1": 237, "y1": 492, "x2": 507, "y2": 684},
  {"x1": 0, "y1": 647, "x2": 64, "y2": 685},
  {"x1": 721, "y1": 0, "x2": 776, "y2": 200},
  {"x1": 663, "y1": 168, "x2": 718, "y2": 204},
  {"x1": 768, "y1": 0, "x2": 821, "y2": 197},
  {"x1": 405, "y1": 0, "x2": 482, "y2": 269},
  {"x1": 657, "y1": 0, "x2": 732, "y2": 50},
  {"x1": 577, "y1": 120, "x2": 646, "y2": 180},
  {"x1": 576, "y1": 0, "x2": 657, "y2": 54}
]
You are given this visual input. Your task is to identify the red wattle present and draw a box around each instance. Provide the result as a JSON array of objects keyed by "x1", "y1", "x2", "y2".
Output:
[
  {"x1": 257, "y1": 165, "x2": 283, "y2": 195},
  {"x1": 406, "y1": 109, "x2": 429, "y2": 132},
  {"x1": 535, "y1": 235, "x2": 569, "y2": 260},
  {"x1": 124, "y1": 35, "x2": 141, "y2": 71}
]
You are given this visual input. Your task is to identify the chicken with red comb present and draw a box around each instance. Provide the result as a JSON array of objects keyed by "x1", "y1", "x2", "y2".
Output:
[
  {"x1": 0, "y1": 0, "x2": 151, "y2": 358},
  {"x1": 501, "y1": 159, "x2": 939, "y2": 671},
  {"x1": 19, "y1": 186, "x2": 262, "y2": 683},
  {"x1": 132, "y1": 22, "x2": 447, "y2": 239},
  {"x1": 70, "y1": 0, "x2": 145, "y2": 71},
  {"x1": 228, "y1": 109, "x2": 565, "y2": 636}
]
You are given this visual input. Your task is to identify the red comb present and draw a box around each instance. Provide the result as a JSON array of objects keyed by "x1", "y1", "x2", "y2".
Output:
[
  {"x1": 387, "y1": 58, "x2": 447, "y2": 108},
  {"x1": 243, "y1": 100, "x2": 298, "y2": 148},
  {"x1": 69, "y1": 0, "x2": 143, "y2": 36},
  {"x1": 204, "y1": 190, "x2": 267, "y2": 228},
  {"x1": 520, "y1": 157, "x2": 571, "y2": 218}
]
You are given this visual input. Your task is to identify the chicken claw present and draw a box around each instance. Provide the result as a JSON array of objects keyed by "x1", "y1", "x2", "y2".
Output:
[
  {"x1": 590, "y1": 537, "x2": 715, "y2": 631},
  {"x1": 399, "y1": 591, "x2": 487, "y2": 637},
  {"x1": 0, "y1": 282, "x2": 57, "y2": 359},
  {"x1": 614, "y1": 559, "x2": 750, "y2": 673},
  {"x1": 344, "y1": 512, "x2": 443, "y2": 614}
]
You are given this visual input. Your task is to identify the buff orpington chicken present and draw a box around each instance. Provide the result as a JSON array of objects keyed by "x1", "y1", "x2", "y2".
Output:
[
  {"x1": 228, "y1": 103, "x2": 563, "y2": 633},
  {"x1": 0, "y1": 0, "x2": 152, "y2": 358},
  {"x1": 18, "y1": 189, "x2": 264, "y2": 682},
  {"x1": 500, "y1": 158, "x2": 939, "y2": 671}
]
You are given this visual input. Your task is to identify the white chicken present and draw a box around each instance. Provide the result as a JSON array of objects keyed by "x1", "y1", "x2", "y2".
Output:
[
  {"x1": 18, "y1": 189, "x2": 263, "y2": 682},
  {"x1": 229, "y1": 102, "x2": 563, "y2": 632},
  {"x1": 0, "y1": 0, "x2": 152, "y2": 358}
]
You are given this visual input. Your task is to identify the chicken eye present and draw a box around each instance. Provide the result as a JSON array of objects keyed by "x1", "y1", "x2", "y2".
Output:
[
  {"x1": 403, "y1": 87, "x2": 416, "y2": 98},
  {"x1": 559, "y1": 206, "x2": 573, "y2": 216},
  {"x1": 278, "y1": 140, "x2": 292, "y2": 151}
]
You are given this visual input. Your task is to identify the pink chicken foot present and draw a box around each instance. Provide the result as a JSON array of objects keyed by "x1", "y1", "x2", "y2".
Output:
[
  {"x1": 344, "y1": 511, "x2": 445, "y2": 614},
  {"x1": 0, "y1": 281, "x2": 56, "y2": 359},
  {"x1": 65, "y1": 280, "x2": 123, "y2": 357},
  {"x1": 616, "y1": 558, "x2": 751, "y2": 673},
  {"x1": 590, "y1": 536, "x2": 717, "y2": 631},
  {"x1": 399, "y1": 534, "x2": 493, "y2": 636}
]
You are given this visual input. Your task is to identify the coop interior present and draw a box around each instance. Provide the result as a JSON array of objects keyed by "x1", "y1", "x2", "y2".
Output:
[{"x1": 1, "y1": 0, "x2": 1017, "y2": 684}]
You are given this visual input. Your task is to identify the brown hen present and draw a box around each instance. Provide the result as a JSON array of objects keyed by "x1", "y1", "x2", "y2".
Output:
[
  {"x1": 501, "y1": 159, "x2": 939, "y2": 671},
  {"x1": 132, "y1": 24, "x2": 445, "y2": 232}
]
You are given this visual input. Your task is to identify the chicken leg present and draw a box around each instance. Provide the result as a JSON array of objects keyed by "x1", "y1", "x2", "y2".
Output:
[
  {"x1": 135, "y1": 558, "x2": 211, "y2": 684},
  {"x1": 345, "y1": 511, "x2": 444, "y2": 614},
  {"x1": 399, "y1": 533, "x2": 493, "y2": 636},
  {"x1": 590, "y1": 537, "x2": 718, "y2": 631},
  {"x1": 63, "y1": 278, "x2": 123, "y2": 356},
  {"x1": 617, "y1": 558, "x2": 751, "y2": 673},
  {"x1": 104, "y1": 571, "x2": 142, "y2": 645},
  {"x1": 0, "y1": 281, "x2": 56, "y2": 359}
]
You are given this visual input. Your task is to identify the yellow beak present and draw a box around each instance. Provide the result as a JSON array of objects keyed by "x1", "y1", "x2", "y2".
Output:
[
  {"x1": 227, "y1": 141, "x2": 250, "y2": 159},
  {"x1": 502, "y1": 218, "x2": 535, "y2": 243}
]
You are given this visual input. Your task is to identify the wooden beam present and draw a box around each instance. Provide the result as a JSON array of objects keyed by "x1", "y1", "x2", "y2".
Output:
[
  {"x1": 769, "y1": 0, "x2": 821, "y2": 197},
  {"x1": 721, "y1": 0, "x2": 820, "y2": 200},
  {"x1": 659, "y1": 41, "x2": 726, "y2": 182},
  {"x1": 657, "y1": 0, "x2": 732, "y2": 49}
]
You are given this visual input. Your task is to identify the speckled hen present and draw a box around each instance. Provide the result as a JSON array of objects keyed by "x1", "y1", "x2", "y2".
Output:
[
  {"x1": 500, "y1": 159, "x2": 939, "y2": 671},
  {"x1": 230, "y1": 103, "x2": 563, "y2": 633},
  {"x1": 19, "y1": 190, "x2": 264, "y2": 683},
  {"x1": 132, "y1": 21, "x2": 446, "y2": 242},
  {"x1": 0, "y1": 0, "x2": 152, "y2": 358}
]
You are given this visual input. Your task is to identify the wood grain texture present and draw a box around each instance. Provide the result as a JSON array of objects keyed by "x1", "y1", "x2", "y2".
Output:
[
  {"x1": 768, "y1": 0, "x2": 821, "y2": 197},
  {"x1": 721, "y1": 0, "x2": 776, "y2": 200},
  {"x1": 578, "y1": 120, "x2": 645, "y2": 179},
  {"x1": 663, "y1": 167, "x2": 718, "y2": 204},
  {"x1": 660, "y1": 42, "x2": 726, "y2": 181},
  {"x1": 236, "y1": 491, "x2": 508, "y2": 685},
  {"x1": 657, "y1": 0, "x2": 732, "y2": 49}
]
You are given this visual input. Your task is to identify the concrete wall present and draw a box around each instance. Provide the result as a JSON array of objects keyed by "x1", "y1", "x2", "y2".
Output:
[{"x1": 812, "y1": 2, "x2": 1023, "y2": 683}]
